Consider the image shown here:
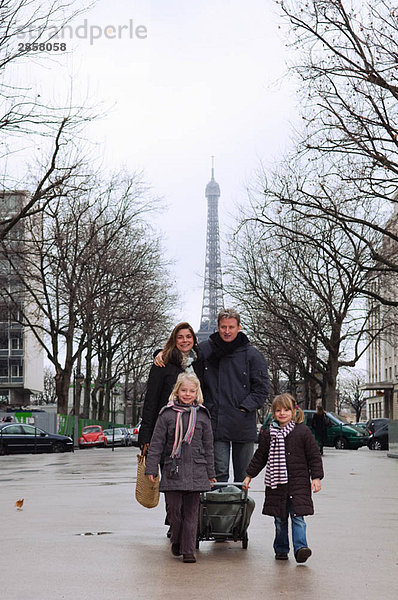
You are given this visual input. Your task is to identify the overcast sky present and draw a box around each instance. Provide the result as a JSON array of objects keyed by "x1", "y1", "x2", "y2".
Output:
[{"x1": 11, "y1": 0, "x2": 298, "y2": 331}]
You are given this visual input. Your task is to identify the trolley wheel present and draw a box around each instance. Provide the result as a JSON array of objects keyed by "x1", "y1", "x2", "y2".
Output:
[{"x1": 242, "y1": 532, "x2": 248, "y2": 549}]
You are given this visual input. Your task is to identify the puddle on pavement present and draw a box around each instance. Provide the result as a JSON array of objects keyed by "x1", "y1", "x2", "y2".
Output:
[
  {"x1": 76, "y1": 531, "x2": 113, "y2": 536},
  {"x1": 18, "y1": 469, "x2": 41, "y2": 473}
]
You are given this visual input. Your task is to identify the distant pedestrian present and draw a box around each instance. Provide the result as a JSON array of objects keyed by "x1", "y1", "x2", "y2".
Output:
[
  {"x1": 312, "y1": 404, "x2": 328, "y2": 456},
  {"x1": 243, "y1": 393, "x2": 323, "y2": 563},
  {"x1": 145, "y1": 373, "x2": 216, "y2": 564}
]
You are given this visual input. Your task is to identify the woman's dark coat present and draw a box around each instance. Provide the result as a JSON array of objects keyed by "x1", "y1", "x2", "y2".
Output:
[
  {"x1": 138, "y1": 348, "x2": 203, "y2": 446},
  {"x1": 246, "y1": 423, "x2": 324, "y2": 519},
  {"x1": 145, "y1": 404, "x2": 216, "y2": 492},
  {"x1": 312, "y1": 412, "x2": 328, "y2": 444}
]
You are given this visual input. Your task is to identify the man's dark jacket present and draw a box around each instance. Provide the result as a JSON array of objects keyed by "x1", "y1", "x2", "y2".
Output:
[
  {"x1": 246, "y1": 423, "x2": 324, "y2": 519},
  {"x1": 200, "y1": 332, "x2": 269, "y2": 443}
]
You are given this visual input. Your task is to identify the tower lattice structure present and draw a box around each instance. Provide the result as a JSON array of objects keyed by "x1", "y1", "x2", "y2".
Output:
[{"x1": 196, "y1": 161, "x2": 224, "y2": 343}]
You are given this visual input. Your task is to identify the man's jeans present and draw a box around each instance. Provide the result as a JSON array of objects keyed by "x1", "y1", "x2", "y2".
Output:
[
  {"x1": 214, "y1": 441, "x2": 254, "y2": 482},
  {"x1": 273, "y1": 501, "x2": 308, "y2": 555}
]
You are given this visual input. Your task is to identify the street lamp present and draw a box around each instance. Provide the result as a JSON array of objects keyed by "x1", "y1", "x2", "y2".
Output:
[
  {"x1": 111, "y1": 388, "x2": 120, "y2": 452},
  {"x1": 73, "y1": 370, "x2": 85, "y2": 449}
]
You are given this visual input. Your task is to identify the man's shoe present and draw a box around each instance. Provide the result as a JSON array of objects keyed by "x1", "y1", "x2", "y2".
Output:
[
  {"x1": 295, "y1": 547, "x2": 312, "y2": 563},
  {"x1": 275, "y1": 553, "x2": 289, "y2": 560},
  {"x1": 183, "y1": 554, "x2": 196, "y2": 563},
  {"x1": 171, "y1": 543, "x2": 181, "y2": 556}
]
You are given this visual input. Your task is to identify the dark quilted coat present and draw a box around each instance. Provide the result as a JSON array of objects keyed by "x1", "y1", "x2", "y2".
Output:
[
  {"x1": 145, "y1": 404, "x2": 216, "y2": 492},
  {"x1": 246, "y1": 423, "x2": 324, "y2": 519}
]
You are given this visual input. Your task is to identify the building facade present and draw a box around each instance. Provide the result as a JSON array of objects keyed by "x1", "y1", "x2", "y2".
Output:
[
  {"x1": 0, "y1": 191, "x2": 43, "y2": 406},
  {"x1": 363, "y1": 207, "x2": 398, "y2": 421}
]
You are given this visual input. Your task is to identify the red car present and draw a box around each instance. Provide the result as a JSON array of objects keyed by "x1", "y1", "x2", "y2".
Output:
[{"x1": 78, "y1": 425, "x2": 107, "y2": 449}]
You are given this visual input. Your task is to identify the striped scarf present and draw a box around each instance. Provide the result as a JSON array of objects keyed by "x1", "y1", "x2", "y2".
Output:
[
  {"x1": 169, "y1": 402, "x2": 199, "y2": 458},
  {"x1": 265, "y1": 420, "x2": 295, "y2": 489}
]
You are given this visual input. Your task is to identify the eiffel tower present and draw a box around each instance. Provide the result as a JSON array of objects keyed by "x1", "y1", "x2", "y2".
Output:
[{"x1": 196, "y1": 158, "x2": 224, "y2": 343}]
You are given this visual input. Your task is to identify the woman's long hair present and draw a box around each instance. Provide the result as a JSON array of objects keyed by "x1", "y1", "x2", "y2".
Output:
[
  {"x1": 272, "y1": 393, "x2": 305, "y2": 424},
  {"x1": 162, "y1": 322, "x2": 197, "y2": 365}
]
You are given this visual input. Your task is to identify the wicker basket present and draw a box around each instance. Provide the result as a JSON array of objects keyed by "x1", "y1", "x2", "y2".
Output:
[{"x1": 135, "y1": 453, "x2": 160, "y2": 508}]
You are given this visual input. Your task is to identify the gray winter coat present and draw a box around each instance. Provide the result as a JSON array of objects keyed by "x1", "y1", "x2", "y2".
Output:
[
  {"x1": 200, "y1": 334, "x2": 270, "y2": 442},
  {"x1": 246, "y1": 423, "x2": 324, "y2": 519},
  {"x1": 145, "y1": 403, "x2": 216, "y2": 492}
]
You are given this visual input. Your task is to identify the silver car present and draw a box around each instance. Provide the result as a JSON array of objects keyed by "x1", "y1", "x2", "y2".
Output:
[
  {"x1": 103, "y1": 428, "x2": 126, "y2": 447},
  {"x1": 129, "y1": 421, "x2": 141, "y2": 447}
]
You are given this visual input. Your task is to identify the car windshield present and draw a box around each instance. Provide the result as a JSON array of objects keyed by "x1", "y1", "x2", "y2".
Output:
[
  {"x1": 103, "y1": 429, "x2": 112, "y2": 435},
  {"x1": 328, "y1": 412, "x2": 350, "y2": 424},
  {"x1": 83, "y1": 426, "x2": 101, "y2": 433}
]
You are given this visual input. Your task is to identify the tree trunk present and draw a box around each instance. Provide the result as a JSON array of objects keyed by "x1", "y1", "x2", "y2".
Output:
[
  {"x1": 55, "y1": 368, "x2": 72, "y2": 415},
  {"x1": 83, "y1": 339, "x2": 93, "y2": 418}
]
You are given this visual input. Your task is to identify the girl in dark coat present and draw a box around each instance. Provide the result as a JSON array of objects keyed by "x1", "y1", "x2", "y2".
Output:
[
  {"x1": 243, "y1": 394, "x2": 323, "y2": 563},
  {"x1": 145, "y1": 373, "x2": 216, "y2": 563}
]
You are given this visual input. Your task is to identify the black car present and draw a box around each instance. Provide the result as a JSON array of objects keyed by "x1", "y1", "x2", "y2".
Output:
[
  {"x1": 366, "y1": 418, "x2": 388, "y2": 436},
  {"x1": 367, "y1": 423, "x2": 389, "y2": 451},
  {"x1": 0, "y1": 422, "x2": 73, "y2": 455}
]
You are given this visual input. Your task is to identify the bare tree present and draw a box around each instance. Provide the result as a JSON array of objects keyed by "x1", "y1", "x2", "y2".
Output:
[
  {"x1": 0, "y1": 0, "x2": 95, "y2": 235},
  {"x1": 274, "y1": 0, "x2": 398, "y2": 303},
  {"x1": 338, "y1": 370, "x2": 368, "y2": 422},
  {"x1": 0, "y1": 168, "x2": 175, "y2": 415},
  {"x1": 229, "y1": 191, "x2": 386, "y2": 410},
  {"x1": 31, "y1": 366, "x2": 57, "y2": 405}
]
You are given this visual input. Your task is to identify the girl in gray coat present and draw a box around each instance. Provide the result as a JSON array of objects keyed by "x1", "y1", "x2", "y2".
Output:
[
  {"x1": 146, "y1": 373, "x2": 216, "y2": 563},
  {"x1": 243, "y1": 394, "x2": 323, "y2": 563}
]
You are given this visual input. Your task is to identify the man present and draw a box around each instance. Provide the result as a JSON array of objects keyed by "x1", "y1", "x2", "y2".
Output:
[{"x1": 200, "y1": 308, "x2": 269, "y2": 482}]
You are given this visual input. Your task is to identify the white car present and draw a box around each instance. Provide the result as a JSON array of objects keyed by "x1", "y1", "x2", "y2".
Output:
[{"x1": 130, "y1": 421, "x2": 141, "y2": 447}]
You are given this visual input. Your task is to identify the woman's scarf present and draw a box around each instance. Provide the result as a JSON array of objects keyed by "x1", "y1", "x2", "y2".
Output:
[
  {"x1": 265, "y1": 420, "x2": 295, "y2": 489},
  {"x1": 168, "y1": 401, "x2": 199, "y2": 458},
  {"x1": 181, "y1": 349, "x2": 197, "y2": 372}
]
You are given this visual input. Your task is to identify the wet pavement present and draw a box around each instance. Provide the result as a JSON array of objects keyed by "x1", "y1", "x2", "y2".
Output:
[{"x1": 1, "y1": 446, "x2": 397, "y2": 600}]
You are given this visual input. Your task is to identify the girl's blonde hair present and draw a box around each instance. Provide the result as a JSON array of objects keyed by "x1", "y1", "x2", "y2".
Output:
[
  {"x1": 272, "y1": 393, "x2": 304, "y2": 424},
  {"x1": 169, "y1": 372, "x2": 204, "y2": 405}
]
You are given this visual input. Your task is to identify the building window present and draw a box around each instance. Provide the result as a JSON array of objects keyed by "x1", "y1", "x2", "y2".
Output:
[
  {"x1": 0, "y1": 328, "x2": 8, "y2": 349},
  {"x1": 10, "y1": 361, "x2": 23, "y2": 378},
  {"x1": 0, "y1": 359, "x2": 8, "y2": 377}
]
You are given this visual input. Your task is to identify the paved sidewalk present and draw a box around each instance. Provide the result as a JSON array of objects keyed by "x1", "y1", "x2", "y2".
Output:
[{"x1": 1, "y1": 446, "x2": 397, "y2": 600}]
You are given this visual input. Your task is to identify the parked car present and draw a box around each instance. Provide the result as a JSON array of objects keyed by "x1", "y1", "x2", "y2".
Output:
[
  {"x1": 367, "y1": 423, "x2": 389, "y2": 450},
  {"x1": 366, "y1": 418, "x2": 388, "y2": 436},
  {"x1": 130, "y1": 421, "x2": 141, "y2": 447},
  {"x1": 0, "y1": 422, "x2": 73, "y2": 454},
  {"x1": 118, "y1": 427, "x2": 132, "y2": 446},
  {"x1": 78, "y1": 425, "x2": 107, "y2": 449},
  {"x1": 260, "y1": 410, "x2": 369, "y2": 450},
  {"x1": 103, "y1": 428, "x2": 127, "y2": 447}
]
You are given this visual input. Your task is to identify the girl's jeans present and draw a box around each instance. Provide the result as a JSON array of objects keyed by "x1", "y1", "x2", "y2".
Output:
[{"x1": 273, "y1": 500, "x2": 308, "y2": 555}]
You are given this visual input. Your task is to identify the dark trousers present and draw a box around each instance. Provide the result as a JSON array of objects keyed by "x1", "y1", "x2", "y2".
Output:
[{"x1": 165, "y1": 491, "x2": 200, "y2": 555}]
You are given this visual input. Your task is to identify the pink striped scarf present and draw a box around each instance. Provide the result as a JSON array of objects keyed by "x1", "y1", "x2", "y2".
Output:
[
  {"x1": 169, "y1": 403, "x2": 198, "y2": 458},
  {"x1": 265, "y1": 420, "x2": 295, "y2": 489}
]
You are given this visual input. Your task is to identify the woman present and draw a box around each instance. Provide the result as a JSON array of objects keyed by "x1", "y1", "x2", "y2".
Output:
[
  {"x1": 138, "y1": 322, "x2": 203, "y2": 452},
  {"x1": 312, "y1": 404, "x2": 328, "y2": 456}
]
